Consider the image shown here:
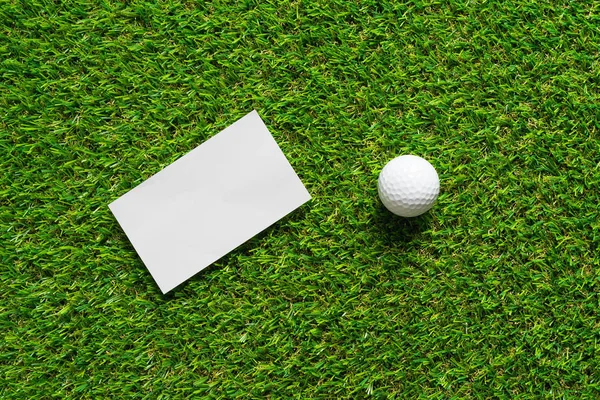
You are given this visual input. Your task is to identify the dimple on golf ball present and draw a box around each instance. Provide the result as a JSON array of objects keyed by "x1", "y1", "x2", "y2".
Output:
[{"x1": 378, "y1": 155, "x2": 440, "y2": 217}]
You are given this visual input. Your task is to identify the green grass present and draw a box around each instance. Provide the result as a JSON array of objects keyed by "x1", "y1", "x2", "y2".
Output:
[{"x1": 2, "y1": 0, "x2": 600, "y2": 398}]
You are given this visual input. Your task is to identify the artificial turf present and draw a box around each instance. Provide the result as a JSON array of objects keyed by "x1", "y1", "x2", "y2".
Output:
[{"x1": 2, "y1": 0, "x2": 600, "y2": 398}]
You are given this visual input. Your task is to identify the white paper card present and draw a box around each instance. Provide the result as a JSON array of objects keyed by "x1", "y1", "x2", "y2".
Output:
[{"x1": 109, "y1": 110, "x2": 311, "y2": 293}]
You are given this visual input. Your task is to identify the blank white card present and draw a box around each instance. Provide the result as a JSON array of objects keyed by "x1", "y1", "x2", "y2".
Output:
[{"x1": 109, "y1": 110, "x2": 311, "y2": 293}]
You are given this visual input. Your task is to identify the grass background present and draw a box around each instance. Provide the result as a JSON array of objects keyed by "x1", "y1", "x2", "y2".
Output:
[{"x1": 2, "y1": 0, "x2": 600, "y2": 398}]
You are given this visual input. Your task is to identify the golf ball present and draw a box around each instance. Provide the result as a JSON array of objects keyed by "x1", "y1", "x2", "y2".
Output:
[{"x1": 378, "y1": 155, "x2": 440, "y2": 217}]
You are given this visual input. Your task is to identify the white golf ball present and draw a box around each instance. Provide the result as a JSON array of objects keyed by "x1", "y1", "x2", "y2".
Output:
[{"x1": 378, "y1": 155, "x2": 440, "y2": 217}]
